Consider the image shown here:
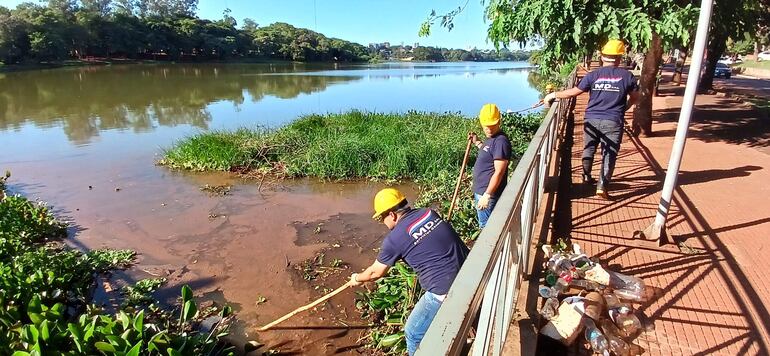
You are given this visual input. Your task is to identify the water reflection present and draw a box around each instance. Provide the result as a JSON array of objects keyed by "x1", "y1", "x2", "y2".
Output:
[
  {"x1": 0, "y1": 64, "x2": 360, "y2": 143},
  {"x1": 0, "y1": 62, "x2": 537, "y2": 144}
]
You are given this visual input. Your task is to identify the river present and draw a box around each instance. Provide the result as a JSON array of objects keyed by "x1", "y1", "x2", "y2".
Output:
[{"x1": 0, "y1": 61, "x2": 540, "y2": 354}]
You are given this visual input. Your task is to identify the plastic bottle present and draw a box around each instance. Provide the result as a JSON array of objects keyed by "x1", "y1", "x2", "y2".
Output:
[
  {"x1": 610, "y1": 306, "x2": 642, "y2": 337},
  {"x1": 583, "y1": 319, "x2": 610, "y2": 356},
  {"x1": 539, "y1": 285, "x2": 558, "y2": 299},
  {"x1": 539, "y1": 297, "x2": 559, "y2": 320},
  {"x1": 603, "y1": 294, "x2": 624, "y2": 309},
  {"x1": 570, "y1": 279, "x2": 601, "y2": 291},
  {"x1": 600, "y1": 319, "x2": 631, "y2": 356},
  {"x1": 608, "y1": 271, "x2": 645, "y2": 301}
]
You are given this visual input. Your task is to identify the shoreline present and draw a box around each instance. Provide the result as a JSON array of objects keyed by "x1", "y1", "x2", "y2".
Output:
[{"x1": 0, "y1": 57, "x2": 533, "y2": 73}]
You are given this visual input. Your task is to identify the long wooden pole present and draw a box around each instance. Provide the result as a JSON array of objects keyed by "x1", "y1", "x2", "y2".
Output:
[
  {"x1": 447, "y1": 137, "x2": 473, "y2": 221},
  {"x1": 258, "y1": 283, "x2": 350, "y2": 331}
]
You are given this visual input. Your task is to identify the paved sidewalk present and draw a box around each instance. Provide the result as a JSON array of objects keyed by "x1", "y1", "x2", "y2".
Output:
[{"x1": 557, "y1": 76, "x2": 770, "y2": 355}]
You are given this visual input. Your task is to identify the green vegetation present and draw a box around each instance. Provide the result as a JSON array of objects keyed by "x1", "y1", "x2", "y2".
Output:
[
  {"x1": 376, "y1": 45, "x2": 531, "y2": 62},
  {"x1": 355, "y1": 263, "x2": 418, "y2": 354},
  {"x1": 122, "y1": 278, "x2": 167, "y2": 306},
  {"x1": 162, "y1": 110, "x2": 543, "y2": 353},
  {"x1": 739, "y1": 59, "x2": 770, "y2": 69},
  {"x1": 0, "y1": 177, "x2": 233, "y2": 355},
  {"x1": 161, "y1": 111, "x2": 541, "y2": 181},
  {"x1": 0, "y1": 1, "x2": 369, "y2": 65}
]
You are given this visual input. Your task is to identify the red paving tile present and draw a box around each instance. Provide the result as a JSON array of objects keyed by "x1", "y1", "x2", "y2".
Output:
[{"x1": 557, "y1": 72, "x2": 770, "y2": 355}]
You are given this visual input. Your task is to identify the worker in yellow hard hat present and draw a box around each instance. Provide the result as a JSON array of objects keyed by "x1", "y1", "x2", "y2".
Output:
[
  {"x1": 542, "y1": 39, "x2": 640, "y2": 199},
  {"x1": 347, "y1": 188, "x2": 469, "y2": 355},
  {"x1": 467, "y1": 103, "x2": 512, "y2": 227}
]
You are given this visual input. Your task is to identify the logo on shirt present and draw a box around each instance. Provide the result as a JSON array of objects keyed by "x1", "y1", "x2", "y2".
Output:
[
  {"x1": 407, "y1": 210, "x2": 443, "y2": 243},
  {"x1": 593, "y1": 77, "x2": 622, "y2": 92}
]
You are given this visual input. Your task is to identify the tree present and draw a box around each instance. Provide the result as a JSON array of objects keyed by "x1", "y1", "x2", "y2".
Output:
[
  {"x1": 699, "y1": 0, "x2": 763, "y2": 91},
  {"x1": 81, "y1": 0, "x2": 113, "y2": 16},
  {"x1": 0, "y1": 6, "x2": 31, "y2": 64},
  {"x1": 241, "y1": 18, "x2": 259, "y2": 34}
]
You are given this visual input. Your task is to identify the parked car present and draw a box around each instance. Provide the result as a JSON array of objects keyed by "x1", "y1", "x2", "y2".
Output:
[
  {"x1": 718, "y1": 56, "x2": 742, "y2": 65},
  {"x1": 714, "y1": 63, "x2": 731, "y2": 79},
  {"x1": 758, "y1": 51, "x2": 770, "y2": 61}
]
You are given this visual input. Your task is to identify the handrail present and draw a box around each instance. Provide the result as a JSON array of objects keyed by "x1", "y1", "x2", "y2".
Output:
[{"x1": 417, "y1": 67, "x2": 578, "y2": 355}]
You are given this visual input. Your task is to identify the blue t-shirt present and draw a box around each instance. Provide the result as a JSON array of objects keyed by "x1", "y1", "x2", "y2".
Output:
[
  {"x1": 577, "y1": 66, "x2": 639, "y2": 122},
  {"x1": 472, "y1": 133, "x2": 512, "y2": 197},
  {"x1": 377, "y1": 208, "x2": 469, "y2": 295}
]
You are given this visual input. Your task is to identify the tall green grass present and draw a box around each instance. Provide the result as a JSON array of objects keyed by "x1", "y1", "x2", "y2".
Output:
[{"x1": 161, "y1": 110, "x2": 543, "y2": 180}]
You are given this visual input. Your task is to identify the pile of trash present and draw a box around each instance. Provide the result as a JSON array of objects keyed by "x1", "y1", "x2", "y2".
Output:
[{"x1": 538, "y1": 242, "x2": 645, "y2": 355}]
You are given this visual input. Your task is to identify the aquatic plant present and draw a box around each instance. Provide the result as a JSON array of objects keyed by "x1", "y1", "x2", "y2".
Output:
[
  {"x1": 162, "y1": 110, "x2": 541, "y2": 182},
  {"x1": 0, "y1": 182, "x2": 234, "y2": 355}
]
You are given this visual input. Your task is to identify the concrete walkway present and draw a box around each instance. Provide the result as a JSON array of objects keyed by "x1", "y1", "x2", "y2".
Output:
[{"x1": 556, "y1": 74, "x2": 770, "y2": 355}]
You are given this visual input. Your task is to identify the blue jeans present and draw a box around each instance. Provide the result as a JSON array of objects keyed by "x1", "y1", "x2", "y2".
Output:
[
  {"x1": 474, "y1": 193, "x2": 498, "y2": 228},
  {"x1": 405, "y1": 291, "x2": 443, "y2": 355}
]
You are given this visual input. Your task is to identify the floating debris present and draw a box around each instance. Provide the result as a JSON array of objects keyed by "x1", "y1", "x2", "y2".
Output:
[{"x1": 200, "y1": 184, "x2": 231, "y2": 196}]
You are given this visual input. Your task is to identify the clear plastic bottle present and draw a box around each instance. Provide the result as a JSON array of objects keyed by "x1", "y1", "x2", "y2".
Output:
[
  {"x1": 600, "y1": 319, "x2": 631, "y2": 356},
  {"x1": 540, "y1": 297, "x2": 559, "y2": 320},
  {"x1": 611, "y1": 306, "x2": 642, "y2": 337},
  {"x1": 608, "y1": 271, "x2": 645, "y2": 301},
  {"x1": 584, "y1": 319, "x2": 610, "y2": 355},
  {"x1": 603, "y1": 294, "x2": 624, "y2": 309}
]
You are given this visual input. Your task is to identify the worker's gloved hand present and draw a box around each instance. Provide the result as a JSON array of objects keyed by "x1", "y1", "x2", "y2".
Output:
[
  {"x1": 467, "y1": 132, "x2": 481, "y2": 147},
  {"x1": 544, "y1": 92, "x2": 557, "y2": 107},
  {"x1": 347, "y1": 273, "x2": 363, "y2": 287},
  {"x1": 477, "y1": 192, "x2": 492, "y2": 210}
]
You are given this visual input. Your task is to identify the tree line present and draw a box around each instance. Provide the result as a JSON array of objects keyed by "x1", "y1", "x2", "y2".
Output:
[
  {"x1": 0, "y1": 0, "x2": 371, "y2": 64},
  {"x1": 375, "y1": 45, "x2": 532, "y2": 62}
]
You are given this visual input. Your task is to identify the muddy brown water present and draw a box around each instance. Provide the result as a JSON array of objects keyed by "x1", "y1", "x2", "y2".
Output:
[
  {"x1": 1, "y1": 62, "x2": 538, "y2": 354},
  {"x1": 7, "y1": 158, "x2": 415, "y2": 354}
]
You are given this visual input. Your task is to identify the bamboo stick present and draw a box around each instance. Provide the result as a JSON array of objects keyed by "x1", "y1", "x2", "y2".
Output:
[
  {"x1": 258, "y1": 283, "x2": 350, "y2": 331},
  {"x1": 447, "y1": 137, "x2": 473, "y2": 221}
]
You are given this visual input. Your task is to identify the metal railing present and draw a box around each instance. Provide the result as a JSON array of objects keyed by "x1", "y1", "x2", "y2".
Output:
[{"x1": 417, "y1": 68, "x2": 578, "y2": 355}]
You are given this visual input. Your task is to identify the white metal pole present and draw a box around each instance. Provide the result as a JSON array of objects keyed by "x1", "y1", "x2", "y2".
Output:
[{"x1": 643, "y1": 0, "x2": 714, "y2": 243}]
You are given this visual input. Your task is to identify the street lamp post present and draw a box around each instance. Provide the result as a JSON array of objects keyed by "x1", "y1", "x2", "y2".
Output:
[{"x1": 640, "y1": 0, "x2": 715, "y2": 245}]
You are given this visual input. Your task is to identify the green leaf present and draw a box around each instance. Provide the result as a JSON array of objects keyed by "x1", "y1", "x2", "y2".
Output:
[
  {"x1": 22, "y1": 324, "x2": 39, "y2": 343},
  {"x1": 95, "y1": 341, "x2": 116, "y2": 353},
  {"x1": 126, "y1": 341, "x2": 142, "y2": 356},
  {"x1": 167, "y1": 348, "x2": 183, "y2": 356},
  {"x1": 68, "y1": 323, "x2": 84, "y2": 352},
  {"x1": 119, "y1": 311, "x2": 131, "y2": 330},
  {"x1": 181, "y1": 285, "x2": 193, "y2": 302},
  {"x1": 378, "y1": 333, "x2": 404, "y2": 348},
  {"x1": 39, "y1": 320, "x2": 50, "y2": 341},
  {"x1": 84, "y1": 316, "x2": 98, "y2": 341},
  {"x1": 11, "y1": 352, "x2": 31, "y2": 356},
  {"x1": 183, "y1": 300, "x2": 197, "y2": 322},
  {"x1": 133, "y1": 310, "x2": 144, "y2": 335}
]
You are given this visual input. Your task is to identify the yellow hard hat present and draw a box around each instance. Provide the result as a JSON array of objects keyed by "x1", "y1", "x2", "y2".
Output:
[
  {"x1": 601, "y1": 39, "x2": 625, "y2": 56},
  {"x1": 479, "y1": 103, "x2": 501, "y2": 127},
  {"x1": 372, "y1": 188, "x2": 406, "y2": 220}
]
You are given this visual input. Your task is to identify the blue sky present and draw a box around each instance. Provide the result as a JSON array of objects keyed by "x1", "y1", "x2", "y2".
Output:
[{"x1": 0, "y1": 0, "x2": 509, "y2": 49}]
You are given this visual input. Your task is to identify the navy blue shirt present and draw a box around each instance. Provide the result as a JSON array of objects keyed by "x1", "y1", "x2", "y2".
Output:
[
  {"x1": 377, "y1": 208, "x2": 469, "y2": 295},
  {"x1": 472, "y1": 133, "x2": 512, "y2": 197},
  {"x1": 577, "y1": 66, "x2": 638, "y2": 122}
]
